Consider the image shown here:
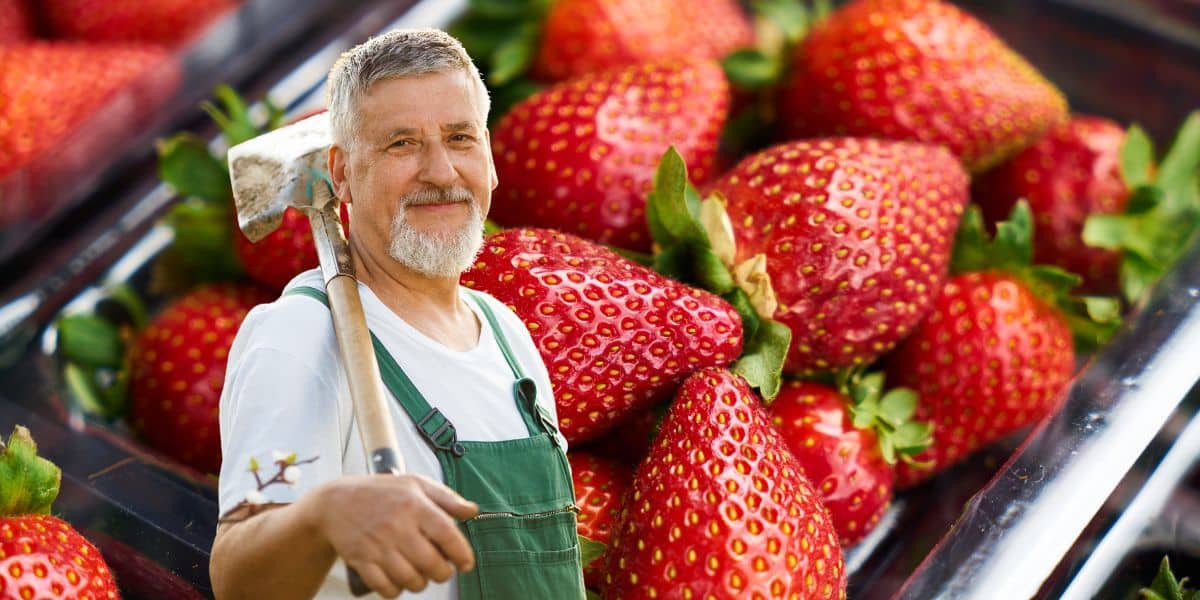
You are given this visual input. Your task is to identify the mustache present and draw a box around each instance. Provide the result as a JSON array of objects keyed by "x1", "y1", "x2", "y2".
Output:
[{"x1": 401, "y1": 187, "x2": 475, "y2": 206}]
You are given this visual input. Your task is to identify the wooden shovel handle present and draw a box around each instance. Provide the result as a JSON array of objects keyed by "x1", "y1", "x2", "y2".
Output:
[{"x1": 306, "y1": 202, "x2": 403, "y2": 596}]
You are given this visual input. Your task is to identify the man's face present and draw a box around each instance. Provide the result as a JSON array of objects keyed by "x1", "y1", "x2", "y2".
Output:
[{"x1": 330, "y1": 69, "x2": 497, "y2": 278}]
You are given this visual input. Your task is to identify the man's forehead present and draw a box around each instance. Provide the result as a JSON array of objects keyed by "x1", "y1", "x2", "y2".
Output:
[{"x1": 356, "y1": 72, "x2": 483, "y2": 135}]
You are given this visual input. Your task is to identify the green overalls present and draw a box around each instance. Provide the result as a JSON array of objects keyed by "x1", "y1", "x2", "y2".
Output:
[{"x1": 287, "y1": 286, "x2": 586, "y2": 599}]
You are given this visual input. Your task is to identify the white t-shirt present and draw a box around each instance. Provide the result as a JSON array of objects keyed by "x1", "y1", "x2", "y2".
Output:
[{"x1": 217, "y1": 269, "x2": 562, "y2": 600}]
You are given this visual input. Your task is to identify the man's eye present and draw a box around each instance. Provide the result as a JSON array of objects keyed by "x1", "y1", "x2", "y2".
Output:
[
  {"x1": 391, "y1": 139, "x2": 412, "y2": 148},
  {"x1": 451, "y1": 134, "x2": 473, "y2": 142}
]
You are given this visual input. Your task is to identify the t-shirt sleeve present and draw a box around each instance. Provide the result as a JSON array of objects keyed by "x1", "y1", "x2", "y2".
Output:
[{"x1": 218, "y1": 347, "x2": 344, "y2": 517}]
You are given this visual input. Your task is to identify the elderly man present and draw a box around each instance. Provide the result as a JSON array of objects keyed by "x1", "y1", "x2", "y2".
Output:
[{"x1": 210, "y1": 29, "x2": 583, "y2": 599}]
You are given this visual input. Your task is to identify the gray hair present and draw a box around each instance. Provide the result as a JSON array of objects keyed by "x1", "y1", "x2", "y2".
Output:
[{"x1": 326, "y1": 28, "x2": 489, "y2": 147}]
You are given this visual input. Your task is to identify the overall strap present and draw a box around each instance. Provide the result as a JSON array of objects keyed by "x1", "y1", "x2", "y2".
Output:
[
  {"x1": 284, "y1": 286, "x2": 465, "y2": 457},
  {"x1": 463, "y1": 290, "x2": 565, "y2": 448}
]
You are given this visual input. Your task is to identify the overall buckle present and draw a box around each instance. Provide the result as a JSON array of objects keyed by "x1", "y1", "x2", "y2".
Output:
[{"x1": 416, "y1": 408, "x2": 466, "y2": 457}]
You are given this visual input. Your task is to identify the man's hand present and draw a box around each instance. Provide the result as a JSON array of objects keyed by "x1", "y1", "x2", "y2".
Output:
[{"x1": 299, "y1": 473, "x2": 479, "y2": 598}]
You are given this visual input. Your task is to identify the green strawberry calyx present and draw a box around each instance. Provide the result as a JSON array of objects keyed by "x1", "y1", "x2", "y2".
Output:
[
  {"x1": 954, "y1": 201, "x2": 1121, "y2": 352},
  {"x1": 1140, "y1": 556, "x2": 1197, "y2": 600},
  {"x1": 0, "y1": 426, "x2": 61, "y2": 517},
  {"x1": 835, "y1": 368, "x2": 932, "y2": 467},
  {"x1": 56, "y1": 284, "x2": 149, "y2": 420},
  {"x1": 1083, "y1": 112, "x2": 1200, "y2": 305},
  {"x1": 647, "y1": 147, "x2": 791, "y2": 401}
]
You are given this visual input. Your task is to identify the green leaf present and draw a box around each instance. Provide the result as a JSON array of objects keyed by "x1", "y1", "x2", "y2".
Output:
[
  {"x1": 579, "y1": 535, "x2": 607, "y2": 568},
  {"x1": 751, "y1": 0, "x2": 809, "y2": 43},
  {"x1": 1121, "y1": 125, "x2": 1155, "y2": 188},
  {"x1": 0, "y1": 426, "x2": 61, "y2": 517},
  {"x1": 63, "y1": 362, "x2": 108, "y2": 417},
  {"x1": 724, "y1": 288, "x2": 761, "y2": 347},
  {"x1": 1156, "y1": 112, "x2": 1200, "y2": 206},
  {"x1": 469, "y1": 0, "x2": 547, "y2": 19},
  {"x1": 1028, "y1": 265, "x2": 1082, "y2": 297},
  {"x1": 204, "y1": 84, "x2": 261, "y2": 147},
  {"x1": 993, "y1": 201, "x2": 1034, "y2": 268},
  {"x1": 721, "y1": 49, "x2": 782, "y2": 90},
  {"x1": 249, "y1": 456, "x2": 260, "y2": 472},
  {"x1": 878, "y1": 388, "x2": 918, "y2": 425},
  {"x1": 586, "y1": 591, "x2": 602, "y2": 600},
  {"x1": 450, "y1": 15, "x2": 526, "y2": 63},
  {"x1": 56, "y1": 314, "x2": 124, "y2": 368},
  {"x1": 1081, "y1": 213, "x2": 1130, "y2": 251},
  {"x1": 1125, "y1": 185, "x2": 1166, "y2": 215},
  {"x1": 609, "y1": 245, "x2": 654, "y2": 266},
  {"x1": 264, "y1": 98, "x2": 286, "y2": 132},
  {"x1": 1121, "y1": 252, "x2": 1163, "y2": 305},
  {"x1": 878, "y1": 434, "x2": 896, "y2": 464},
  {"x1": 156, "y1": 133, "x2": 230, "y2": 204},
  {"x1": 694, "y1": 248, "x2": 736, "y2": 294},
  {"x1": 648, "y1": 147, "x2": 708, "y2": 247},
  {"x1": 159, "y1": 198, "x2": 245, "y2": 286},
  {"x1": 490, "y1": 26, "x2": 538, "y2": 86},
  {"x1": 1140, "y1": 556, "x2": 1194, "y2": 600},
  {"x1": 732, "y1": 319, "x2": 791, "y2": 402},
  {"x1": 1084, "y1": 296, "x2": 1121, "y2": 324},
  {"x1": 950, "y1": 205, "x2": 989, "y2": 274},
  {"x1": 849, "y1": 371, "x2": 884, "y2": 405},
  {"x1": 106, "y1": 284, "x2": 149, "y2": 330},
  {"x1": 483, "y1": 219, "x2": 505, "y2": 235},
  {"x1": 813, "y1": 0, "x2": 834, "y2": 21},
  {"x1": 892, "y1": 421, "x2": 933, "y2": 454},
  {"x1": 651, "y1": 244, "x2": 695, "y2": 284}
]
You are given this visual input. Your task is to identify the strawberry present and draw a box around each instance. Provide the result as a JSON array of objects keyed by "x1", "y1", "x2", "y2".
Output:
[
  {"x1": 531, "y1": 0, "x2": 753, "y2": 82},
  {"x1": 459, "y1": 228, "x2": 744, "y2": 444},
  {"x1": 128, "y1": 283, "x2": 273, "y2": 473},
  {"x1": 777, "y1": 0, "x2": 1068, "y2": 174},
  {"x1": 490, "y1": 60, "x2": 730, "y2": 252},
  {"x1": 569, "y1": 452, "x2": 632, "y2": 589},
  {"x1": 0, "y1": 426, "x2": 119, "y2": 600},
  {"x1": 0, "y1": 0, "x2": 36, "y2": 45},
  {"x1": 974, "y1": 116, "x2": 1131, "y2": 295},
  {"x1": 234, "y1": 204, "x2": 350, "y2": 291},
  {"x1": 767, "y1": 375, "x2": 928, "y2": 546},
  {"x1": 605, "y1": 368, "x2": 845, "y2": 599},
  {"x1": 41, "y1": 0, "x2": 238, "y2": 46},
  {"x1": 700, "y1": 138, "x2": 969, "y2": 376},
  {"x1": 885, "y1": 203, "x2": 1113, "y2": 487},
  {"x1": 586, "y1": 405, "x2": 663, "y2": 467},
  {"x1": 0, "y1": 42, "x2": 173, "y2": 181}
]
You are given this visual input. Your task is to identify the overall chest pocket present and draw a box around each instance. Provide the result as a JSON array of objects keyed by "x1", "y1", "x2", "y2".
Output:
[{"x1": 459, "y1": 508, "x2": 585, "y2": 600}]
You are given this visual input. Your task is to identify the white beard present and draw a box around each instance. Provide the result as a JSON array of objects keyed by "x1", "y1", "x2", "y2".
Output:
[{"x1": 387, "y1": 187, "x2": 484, "y2": 278}]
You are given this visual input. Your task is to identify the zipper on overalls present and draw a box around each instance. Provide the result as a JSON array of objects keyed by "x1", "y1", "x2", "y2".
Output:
[{"x1": 467, "y1": 504, "x2": 581, "y2": 522}]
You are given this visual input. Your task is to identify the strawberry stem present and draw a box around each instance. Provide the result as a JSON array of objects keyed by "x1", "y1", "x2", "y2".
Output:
[{"x1": 0, "y1": 427, "x2": 61, "y2": 517}]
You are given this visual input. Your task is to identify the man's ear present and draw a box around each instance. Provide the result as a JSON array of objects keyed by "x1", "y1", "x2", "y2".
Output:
[
  {"x1": 485, "y1": 129, "x2": 499, "y2": 191},
  {"x1": 328, "y1": 143, "x2": 353, "y2": 204}
]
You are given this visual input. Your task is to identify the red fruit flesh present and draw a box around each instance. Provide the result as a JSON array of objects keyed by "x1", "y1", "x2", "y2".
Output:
[
  {"x1": 778, "y1": 0, "x2": 1068, "y2": 173},
  {"x1": 0, "y1": 0, "x2": 36, "y2": 45},
  {"x1": 768, "y1": 381, "x2": 893, "y2": 546},
  {"x1": 569, "y1": 452, "x2": 632, "y2": 589},
  {"x1": 531, "y1": 0, "x2": 752, "y2": 82},
  {"x1": 42, "y1": 0, "x2": 238, "y2": 46},
  {"x1": 236, "y1": 204, "x2": 350, "y2": 292},
  {"x1": 461, "y1": 229, "x2": 743, "y2": 444},
  {"x1": 887, "y1": 272, "x2": 1075, "y2": 488},
  {"x1": 713, "y1": 138, "x2": 969, "y2": 375},
  {"x1": 975, "y1": 115, "x2": 1130, "y2": 294},
  {"x1": 0, "y1": 515, "x2": 118, "y2": 599},
  {"x1": 605, "y1": 368, "x2": 846, "y2": 599},
  {"x1": 491, "y1": 60, "x2": 729, "y2": 252},
  {"x1": 129, "y1": 284, "x2": 273, "y2": 474}
]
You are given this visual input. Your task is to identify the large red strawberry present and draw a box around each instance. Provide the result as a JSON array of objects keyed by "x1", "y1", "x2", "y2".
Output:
[
  {"x1": 974, "y1": 116, "x2": 1130, "y2": 294},
  {"x1": 0, "y1": 426, "x2": 119, "y2": 599},
  {"x1": 129, "y1": 283, "x2": 273, "y2": 473},
  {"x1": 569, "y1": 452, "x2": 632, "y2": 589},
  {"x1": 460, "y1": 228, "x2": 744, "y2": 444},
  {"x1": 778, "y1": 0, "x2": 1068, "y2": 174},
  {"x1": 234, "y1": 204, "x2": 350, "y2": 291},
  {"x1": 490, "y1": 59, "x2": 730, "y2": 252},
  {"x1": 692, "y1": 138, "x2": 969, "y2": 376},
  {"x1": 767, "y1": 375, "x2": 929, "y2": 546},
  {"x1": 531, "y1": 0, "x2": 752, "y2": 82},
  {"x1": 0, "y1": 0, "x2": 35, "y2": 45},
  {"x1": 605, "y1": 368, "x2": 845, "y2": 599},
  {"x1": 41, "y1": 0, "x2": 238, "y2": 46},
  {"x1": 885, "y1": 203, "x2": 1107, "y2": 487},
  {"x1": 0, "y1": 42, "x2": 174, "y2": 181}
]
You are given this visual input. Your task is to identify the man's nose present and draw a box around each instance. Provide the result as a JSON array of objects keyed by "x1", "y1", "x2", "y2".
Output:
[{"x1": 418, "y1": 141, "x2": 458, "y2": 188}]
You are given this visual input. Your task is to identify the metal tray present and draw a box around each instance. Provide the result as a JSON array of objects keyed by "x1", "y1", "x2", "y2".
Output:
[{"x1": 0, "y1": 0, "x2": 1197, "y2": 597}]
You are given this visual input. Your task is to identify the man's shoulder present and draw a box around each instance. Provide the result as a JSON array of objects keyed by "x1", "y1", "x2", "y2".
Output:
[{"x1": 235, "y1": 270, "x2": 336, "y2": 357}]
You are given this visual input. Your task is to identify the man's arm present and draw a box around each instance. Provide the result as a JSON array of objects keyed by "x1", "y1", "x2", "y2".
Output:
[{"x1": 211, "y1": 473, "x2": 479, "y2": 599}]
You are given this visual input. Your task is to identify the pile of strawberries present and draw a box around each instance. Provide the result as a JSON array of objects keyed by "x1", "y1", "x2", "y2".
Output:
[
  {"x1": 0, "y1": 0, "x2": 239, "y2": 224},
  {"x1": 49, "y1": 0, "x2": 1200, "y2": 597}
]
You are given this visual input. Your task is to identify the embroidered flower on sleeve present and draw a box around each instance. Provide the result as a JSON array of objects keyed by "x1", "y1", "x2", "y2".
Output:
[{"x1": 220, "y1": 450, "x2": 318, "y2": 523}]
